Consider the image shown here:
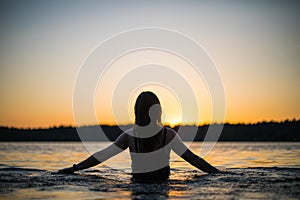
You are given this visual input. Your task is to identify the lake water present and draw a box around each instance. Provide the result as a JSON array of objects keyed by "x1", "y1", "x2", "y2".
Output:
[{"x1": 0, "y1": 142, "x2": 299, "y2": 199}]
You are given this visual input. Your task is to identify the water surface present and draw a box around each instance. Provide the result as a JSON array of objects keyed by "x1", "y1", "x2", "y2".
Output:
[{"x1": 0, "y1": 142, "x2": 299, "y2": 199}]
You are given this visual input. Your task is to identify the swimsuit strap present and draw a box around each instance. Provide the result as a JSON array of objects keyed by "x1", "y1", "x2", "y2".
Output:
[
  {"x1": 134, "y1": 129, "x2": 139, "y2": 153},
  {"x1": 163, "y1": 126, "x2": 167, "y2": 146}
]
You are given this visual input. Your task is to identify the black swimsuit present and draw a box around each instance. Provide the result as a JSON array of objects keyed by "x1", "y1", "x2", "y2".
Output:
[{"x1": 132, "y1": 127, "x2": 170, "y2": 183}]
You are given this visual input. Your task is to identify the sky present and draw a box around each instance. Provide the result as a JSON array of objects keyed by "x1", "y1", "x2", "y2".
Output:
[{"x1": 0, "y1": 0, "x2": 299, "y2": 128}]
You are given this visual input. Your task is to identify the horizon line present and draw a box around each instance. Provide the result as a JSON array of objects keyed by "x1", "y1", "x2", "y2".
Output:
[{"x1": 1, "y1": 118, "x2": 299, "y2": 130}]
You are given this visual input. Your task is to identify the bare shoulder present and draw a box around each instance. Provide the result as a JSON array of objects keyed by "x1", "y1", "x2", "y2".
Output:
[
  {"x1": 164, "y1": 127, "x2": 177, "y2": 141},
  {"x1": 121, "y1": 128, "x2": 133, "y2": 138},
  {"x1": 114, "y1": 128, "x2": 133, "y2": 149},
  {"x1": 165, "y1": 127, "x2": 176, "y2": 135}
]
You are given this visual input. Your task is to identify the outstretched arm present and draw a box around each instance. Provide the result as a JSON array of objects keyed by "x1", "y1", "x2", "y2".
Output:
[
  {"x1": 171, "y1": 133, "x2": 219, "y2": 173},
  {"x1": 180, "y1": 149, "x2": 219, "y2": 173},
  {"x1": 58, "y1": 132, "x2": 128, "y2": 174}
]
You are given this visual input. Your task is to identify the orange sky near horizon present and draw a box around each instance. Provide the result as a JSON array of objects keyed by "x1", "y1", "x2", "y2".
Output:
[{"x1": 0, "y1": 1, "x2": 299, "y2": 128}]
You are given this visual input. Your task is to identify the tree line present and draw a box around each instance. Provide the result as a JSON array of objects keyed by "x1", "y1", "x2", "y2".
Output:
[{"x1": 0, "y1": 119, "x2": 299, "y2": 141}]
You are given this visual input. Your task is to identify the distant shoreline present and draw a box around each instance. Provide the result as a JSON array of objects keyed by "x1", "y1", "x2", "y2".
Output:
[{"x1": 0, "y1": 120, "x2": 299, "y2": 142}]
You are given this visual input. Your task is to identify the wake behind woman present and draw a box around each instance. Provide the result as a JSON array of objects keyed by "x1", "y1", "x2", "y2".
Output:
[{"x1": 58, "y1": 91, "x2": 219, "y2": 183}]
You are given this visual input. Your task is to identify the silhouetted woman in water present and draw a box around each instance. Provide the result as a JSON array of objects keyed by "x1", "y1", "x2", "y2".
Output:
[{"x1": 58, "y1": 91, "x2": 219, "y2": 183}]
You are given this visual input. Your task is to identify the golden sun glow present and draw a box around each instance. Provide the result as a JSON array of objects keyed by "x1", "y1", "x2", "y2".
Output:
[{"x1": 166, "y1": 119, "x2": 181, "y2": 127}]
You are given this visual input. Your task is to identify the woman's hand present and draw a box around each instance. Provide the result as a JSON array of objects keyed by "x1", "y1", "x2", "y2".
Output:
[{"x1": 57, "y1": 166, "x2": 74, "y2": 174}]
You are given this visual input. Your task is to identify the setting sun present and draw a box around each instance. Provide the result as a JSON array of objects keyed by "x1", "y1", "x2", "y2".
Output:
[{"x1": 167, "y1": 119, "x2": 181, "y2": 127}]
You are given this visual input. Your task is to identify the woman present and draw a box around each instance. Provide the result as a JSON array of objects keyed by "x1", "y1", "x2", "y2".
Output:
[{"x1": 58, "y1": 91, "x2": 219, "y2": 183}]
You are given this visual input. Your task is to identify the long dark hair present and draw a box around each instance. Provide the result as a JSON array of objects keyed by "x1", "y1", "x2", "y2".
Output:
[
  {"x1": 134, "y1": 91, "x2": 163, "y2": 153},
  {"x1": 134, "y1": 91, "x2": 161, "y2": 127}
]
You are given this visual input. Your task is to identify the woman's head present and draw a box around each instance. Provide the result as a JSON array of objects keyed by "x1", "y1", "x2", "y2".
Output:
[{"x1": 134, "y1": 91, "x2": 162, "y2": 127}]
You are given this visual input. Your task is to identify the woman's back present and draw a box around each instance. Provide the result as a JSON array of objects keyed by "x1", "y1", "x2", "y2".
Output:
[{"x1": 126, "y1": 126, "x2": 172, "y2": 183}]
